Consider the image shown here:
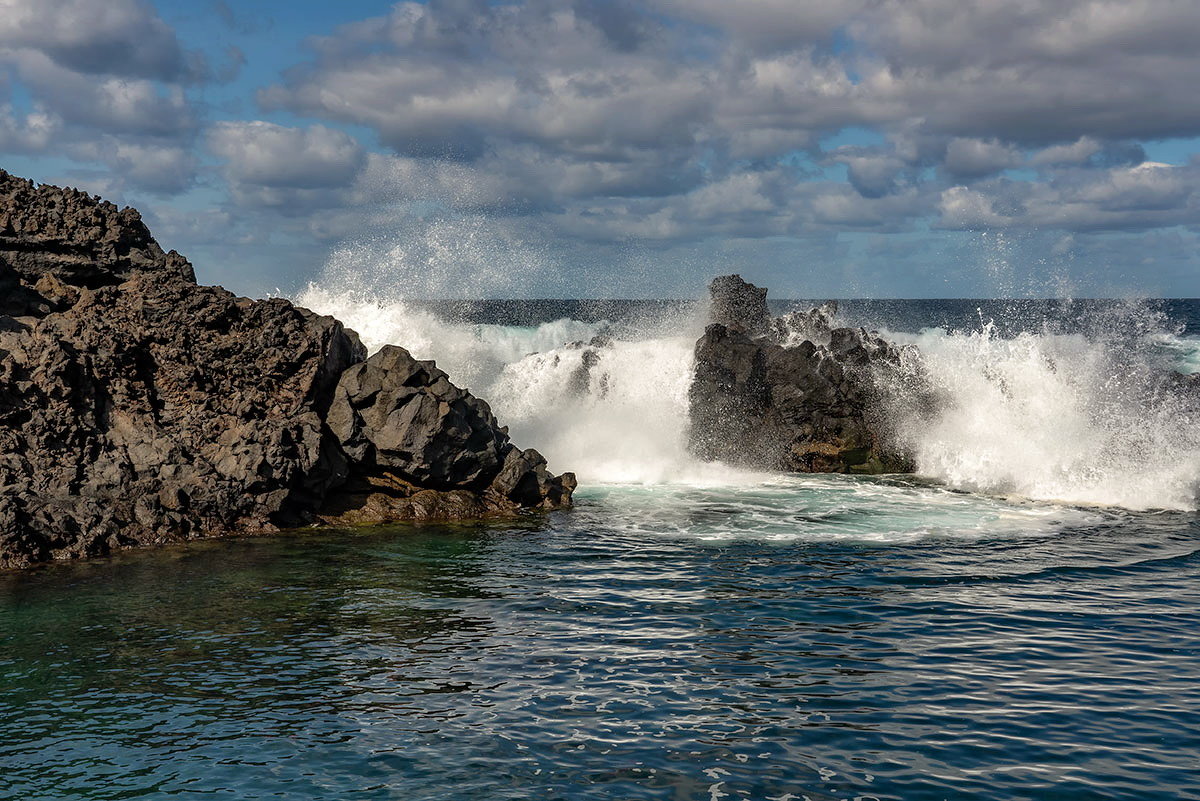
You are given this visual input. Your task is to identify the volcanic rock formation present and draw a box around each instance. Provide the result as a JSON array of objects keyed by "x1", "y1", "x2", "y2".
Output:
[
  {"x1": 0, "y1": 170, "x2": 573, "y2": 569},
  {"x1": 689, "y1": 274, "x2": 919, "y2": 473}
]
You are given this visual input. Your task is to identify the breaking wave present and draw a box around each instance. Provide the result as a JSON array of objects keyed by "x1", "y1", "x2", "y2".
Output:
[
  {"x1": 298, "y1": 277, "x2": 1200, "y2": 512},
  {"x1": 885, "y1": 307, "x2": 1200, "y2": 511}
]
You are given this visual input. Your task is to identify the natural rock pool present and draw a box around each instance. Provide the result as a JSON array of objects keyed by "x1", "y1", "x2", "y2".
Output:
[{"x1": 4, "y1": 476, "x2": 1198, "y2": 800}]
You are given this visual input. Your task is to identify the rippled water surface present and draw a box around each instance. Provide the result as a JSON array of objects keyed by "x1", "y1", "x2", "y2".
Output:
[{"x1": 3, "y1": 476, "x2": 1199, "y2": 800}]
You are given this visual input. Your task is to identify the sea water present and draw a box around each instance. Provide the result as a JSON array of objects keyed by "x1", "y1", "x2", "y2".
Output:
[{"x1": 2, "y1": 291, "x2": 1199, "y2": 800}]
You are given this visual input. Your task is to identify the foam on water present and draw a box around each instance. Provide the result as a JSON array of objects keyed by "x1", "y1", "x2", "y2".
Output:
[
  {"x1": 297, "y1": 269, "x2": 1200, "y2": 523},
  {"x1": 883, "y1": 312, "x2": 1200, "y2": 511},
  {"x1": 575, "y1": 474, "x2": 1102, "y2": 543}
]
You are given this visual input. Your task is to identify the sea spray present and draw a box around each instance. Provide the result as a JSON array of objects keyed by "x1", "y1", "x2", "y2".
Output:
[
  {"x1": 299, "y1": 272, "x2": 1200, "y2": 511},
  {"x1": 297, "y1": 283, "x2": 600, "y2": 392},
  {"x1": 883, "y1": 305, "x2": 1200, "y2": 511},
  {"x1": 489, "y1": 334, "x2": 736, "y2": 484}
]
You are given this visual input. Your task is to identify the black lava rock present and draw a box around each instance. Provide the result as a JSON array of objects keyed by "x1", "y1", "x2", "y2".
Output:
[
  {"x1": 0, "y1": 171, "x2": 574, "y2": 569},
  {"x1": 689, "y1": 274, "x2": 918, "y2": 474}
]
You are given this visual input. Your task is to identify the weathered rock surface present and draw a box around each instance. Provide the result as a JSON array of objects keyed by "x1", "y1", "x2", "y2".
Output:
[
  {"x1": 320, "y1": 345, "x2": 574, "y2": 524},
  {"x1": 0, "y1": 170, "x2": 573, "y2": 569},
  {"x1": 708, "y1": 273, "x2": 771, "y2": 336},
  {"x1": 689, "y1": 274, "x2": 918, "y2": 473},
  {"x1": 0, "y1": 170, "x2": 194, "y2": 317}
]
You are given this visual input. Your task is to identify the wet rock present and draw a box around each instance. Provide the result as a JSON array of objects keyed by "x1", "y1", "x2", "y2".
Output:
[
  {"x1": 689, "y1": 275, "x2": 918, "y2": 474},
  {"x1": 0, "y1": 172, "x2": 574, "y2": 569},
  {"x1": 708, "y1": 273, "x2": 771, "y2": 335},
  {"x1": 771, "y1": 301, "x2": 839, "y2": 346}
]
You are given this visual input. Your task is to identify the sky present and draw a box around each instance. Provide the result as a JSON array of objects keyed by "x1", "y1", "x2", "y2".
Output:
[{"x1": 2, "y1": 0, "x2": 1200, "y2": 299}]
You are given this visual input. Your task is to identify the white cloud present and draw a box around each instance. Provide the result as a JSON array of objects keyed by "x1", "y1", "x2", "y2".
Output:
[
  {"x1": 938, "y1": 185, "x2": 1010, "y2": 228},
  {"x1": 0, "y1": 0, "x2": 202, "y2": 81},
  {"x1": 208, "y1": 121, "x2": 366, "y2": 190}
]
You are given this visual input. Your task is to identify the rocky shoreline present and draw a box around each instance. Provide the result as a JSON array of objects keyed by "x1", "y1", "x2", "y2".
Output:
[
  {"x1": 0, "y1": 172, "x2": 925, "y2": 572},
  {"x1": 0, "y1": 171, "x2": 574, "y2": 570}
]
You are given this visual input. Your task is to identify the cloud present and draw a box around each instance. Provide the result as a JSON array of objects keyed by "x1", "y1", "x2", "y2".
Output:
[
  {"x1": 942, "y1": 138, "x2": 1021, "y2": 179},
  {"x1": 826, "y1": 147, "x2": 909, "y2": 198},
  {"x1": 1031, "y1": 137, "x2": 1104, "y2": 167},
  {"x1": 0, "y1": 0, "x2": 209, "y2": 196},
  {"x1": 13, "y1": 53, "x2": 196, "y2": 138},
  {"x1": 937, "y1": 162, "x2": 1200, "y2": 232},
  {"x1": 261, "y1": 0, "x2": 1200, "y2": 184},
  {"x1": 261, "y1": 2, "x2": 717, "y2": 161},
  {"x1": 850, "y1": 0, "x2": 1200, "y2": 144},
  {"x1": 937, "y1": 185, "x2": 1011, "y2": 228},
  {"x1": 65, "y1": 139, "x2": 197, "y2": 195},
  {"x1": 0, "y1": 103, "x2": 58, "y2": 153},
  {"x1": 5, "y1": 0, "x2": 1200, "y2": 295},
  {"x1": 647, "y1": 0, "x2": 865, "y2": 49},
  {"x1": 0, "y1": 0, "x2": 205, "y2": 82},
  {"x1": 209, "y1": 121, "x2": 367, "y2": 190}
]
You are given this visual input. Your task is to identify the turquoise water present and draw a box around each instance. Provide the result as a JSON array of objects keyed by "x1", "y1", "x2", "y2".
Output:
[{"x1": 3, "y1": 476, "x2": 1199, "y2": 800}]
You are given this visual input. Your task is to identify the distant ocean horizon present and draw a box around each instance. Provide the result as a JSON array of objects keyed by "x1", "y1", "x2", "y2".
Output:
[{"x1": 410, "y1": 296, "x2": 1200, "y2": 337}]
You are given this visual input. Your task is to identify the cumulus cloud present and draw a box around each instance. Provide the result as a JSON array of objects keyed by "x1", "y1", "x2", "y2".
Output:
[
  {"x1": 13, "y1": 54, "x2": 195, "y2": 138},
  {"x1": 254, "y1": 0, "x2": 1200, "y2": 235},
  {"x1": 851, "y1": 0, "x2": 1200, "y2": 144},
  {"x1": 942, "y1": 138, "x2": 1022, "y2": 179},
  {"x1": 260, "y1": 1, "x2": 717, "y2": 161},
  {"x1": 937, "y1": 162, "x2": 1200, "y2": 232},
  {"x1": 647, "y1": 0, "x2": 865, "y2": 49},
  {"x1": 827, "y1": 148, "x2": 909, "y2": 198},
  {"x1": 0, "y1": 103, "x2": 58, "y2": 153},
  {"x1": 5, "y1": 0, "x2": 1200, "y2": 293},
  {"x1": 1031, "y1": 137, "x2": 1104, "y2": 167},
  {"x1": 0, "y1": 0, "x2": 204, "y2": 82},
  {"x1": 209, "y1": 121, "x2": 366, "y2": 190}
]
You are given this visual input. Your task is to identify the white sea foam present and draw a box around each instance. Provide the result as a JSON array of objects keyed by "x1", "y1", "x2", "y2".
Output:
[
  {"x1": 297, "y1": 283, "x2": 600, "y2": 394},
  {"x1": 297, "y1": 268, "x2": 1200, "y2": 513},
  {"x1": 883, "y1": 314, "x2": 1200, "y2": 511},
  {"x1": 488, "y1": 331, "x2": 765, "y2": 485}
]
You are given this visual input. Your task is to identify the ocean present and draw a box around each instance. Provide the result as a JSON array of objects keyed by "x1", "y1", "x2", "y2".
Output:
[{"x1": 2, "y1": 293, "x2": 1199, "y2": 800}]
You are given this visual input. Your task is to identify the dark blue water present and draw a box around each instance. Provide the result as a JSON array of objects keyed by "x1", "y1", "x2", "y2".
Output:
[
  {"x1": 3, "y1": 488, "x2": 1199, "y2": 801},
  {"x1": 427, "y1": 298, "x2": 1200, "y2": 337}
]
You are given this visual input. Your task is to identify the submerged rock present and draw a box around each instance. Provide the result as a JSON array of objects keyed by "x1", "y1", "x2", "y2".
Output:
[
  {"x1": 689, "y1": 274, "x2": 919, "y2": 474},
  {"x1": 0, "y1": 170, "x2": 573, "y2": 569}
]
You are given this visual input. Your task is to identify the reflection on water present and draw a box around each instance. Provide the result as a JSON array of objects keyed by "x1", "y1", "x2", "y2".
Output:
[{"x1": 2, "y1": 479, "x2": 1199, "y2": 800}]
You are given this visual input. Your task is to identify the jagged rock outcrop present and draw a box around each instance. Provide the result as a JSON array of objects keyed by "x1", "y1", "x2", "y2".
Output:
[
  {"x1": 320, "y1": 345, "x2": 574, "y2": 524},
  {"x1": 0, "y1": 170, "x2": 573, "y2": 569},
  {"x1": 0, "y1": 171, "x2": 195, "y2": 317},
  {"x1": 689, "y1": 274, "x2": 918, "y2": 473},
  {"x1": 708, "y1": 273, "x2": 771, "y2": 336}
]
